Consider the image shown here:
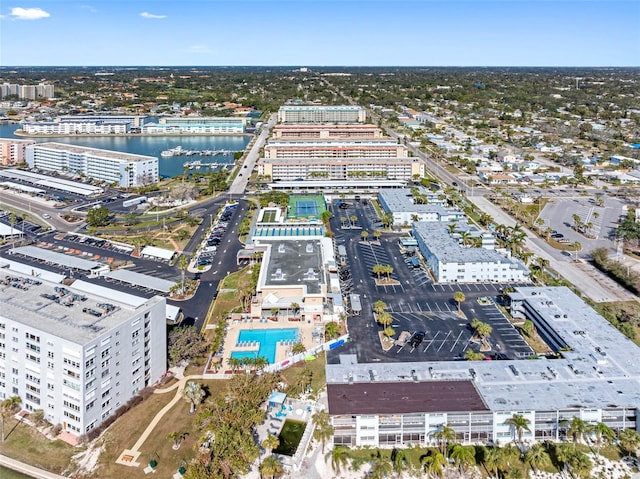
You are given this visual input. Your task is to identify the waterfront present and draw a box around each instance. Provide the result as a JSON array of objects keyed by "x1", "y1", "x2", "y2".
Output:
[{"x1": 0, "y1": 124, "x2": 251, "y2": 178}]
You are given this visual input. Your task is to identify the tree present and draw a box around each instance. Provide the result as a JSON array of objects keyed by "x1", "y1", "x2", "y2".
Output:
[
  {"x1": 453, "y1": 291, "x2": 465, "y2": 313},
  {"x1": 572, "y1": 240, "x2": 582, "y2": 260},
  {"x1": 449, "y1": 444, "x2": 476, "y2": 473},
  {"x1": 373, "y1": 229, "x2": 382, "y2": 242},
  {"x1": 524, "y1": 442, "x2": 551, "y2": 473},
  {"x1": 561, "y1": 416, "x2": 592, "y2": 447},
  {"x1": 168, "y1": 431, "x2": 187, "y2": 450},
  {"x1": 421, "y1": 450, "x2": 446, "y2": 478},
  {"x1": 312, "y1": 410, "x2": 334, "y2": 453},
  {"x1": 1, "y1": 396, "x2": 21, "y2": 442},
  {"x1": 373, "y1": 300, "x2": 387, "y2": 314},
  {"x1": 361, "y1": 230, "x2": 369, "y2": 242},
  {"x1": 617, "y1": 428, "x2": 640, "y2": 456},
  {"x1": 183, "y1": 381, "x2": 205, "y2": 414},
  {"x1": 349, "y1": 215, "x2": 357, "y2": 227},
  {"x1": 505, "y1": 414, "x2": 531, "y2": 447},
  {"x1": 326, "y1": 445, "x2": 350, "y2": 475},
  {"x1": 291, "y1": 342, "x2": 306, "y2": 354},
  {"x1": 325, "y1": 321, "x2": 340, "y2": 340},
  {"x1": 464, "y1": 349, "x2": 484, "y2": 361},
  {"x1": 178, "y1": 254, "x2": 191, "y2": 295},
  {"x1": 433, "y1": 424, "x2": 456, "y2": 457},
  {"x1": 259, "y1": 455, "x2": 283, "y2": 479},
  {"x1": 377, "y1": 311, "x2": 393, "y2": 328},
  {"x1": 262, "y1": 434, "x2": 280, "y2": 455},
  {"x1": 593, "y1": 422, "x2": 614, "y2": 456},
  {"x1": 369, "y1": 452, "x2": 393, "y2": 479},
  {"x1": 168, "y1": 326, "x2": 209, "y2": 366},
  {"x1": 85, "y1": 206, "x2": 110, "y2": 227},
  {"x1": 391, "y1": 448, "x2": 407, "y2": 478}
]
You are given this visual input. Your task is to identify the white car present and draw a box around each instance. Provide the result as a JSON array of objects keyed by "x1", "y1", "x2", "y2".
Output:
[{"x1": 42, "y1": 213, "x2": 51, "y2": 219}]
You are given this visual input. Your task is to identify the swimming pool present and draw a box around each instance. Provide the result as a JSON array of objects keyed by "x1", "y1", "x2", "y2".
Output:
[{"x1": 231, "y1": 328, "x2": 299, "y2": 364}]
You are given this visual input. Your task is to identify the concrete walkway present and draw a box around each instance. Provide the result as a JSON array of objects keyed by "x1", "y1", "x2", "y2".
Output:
[
  {"x1": 116, "y1": 368, "x2": 204, "y2": 468},
  {"x1": 0, "y1": 454, "x2": 68, "y2": 479},
  {"x1": 470, "y1": 195, "x2": 637, "y2": 303}
]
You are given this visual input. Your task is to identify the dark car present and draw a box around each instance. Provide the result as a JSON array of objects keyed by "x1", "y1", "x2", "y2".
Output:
[{"x1": 410, "y1": 331, "x2": 426, "y2": 348}]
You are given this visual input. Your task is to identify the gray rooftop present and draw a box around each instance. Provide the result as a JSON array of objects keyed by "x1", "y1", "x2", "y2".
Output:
[
  {"x1": 34, "y1": 142, "x2": 157, "y2": 163},
  {"x1": 327, "y1": 287, "x2": 640, "y2": 413},
  {"x1": 413, "y1": 222, "x2": 526, "y2": 267},
  {"x1": 104, "y1": 269, "x2": 175, "y2": 294},
  {"x1": 10, "y1": 245, "x2": 103, "y2": 271},
  {"x1": 379, "y1": 187, "x2": 452, "y2": 213},
  {"x1": 259, "y1": 239, "x2": 324, "y2": 295},
  {"x1": 0, "y1": 272, "x2": 163, "y2": 344},
  {"x1": 260, "y1": 157, "x2": 416, "y2": 164}
]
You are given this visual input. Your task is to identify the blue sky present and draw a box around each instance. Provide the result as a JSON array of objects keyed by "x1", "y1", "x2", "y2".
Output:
[{"x1": 1, "y1": 1, "x2": 638, "y2": 66}]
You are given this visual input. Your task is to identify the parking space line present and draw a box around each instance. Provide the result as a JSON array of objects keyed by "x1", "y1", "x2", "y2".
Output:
[
  {"x1": 423, "y1": 331, "x2": 440, "y2": 352},
  {"x1": 436, "y1": 331, "x2": 452, "y2": 352},
  {"x1": 450, "y1": 330, "x2": 465, "y2": 352}
]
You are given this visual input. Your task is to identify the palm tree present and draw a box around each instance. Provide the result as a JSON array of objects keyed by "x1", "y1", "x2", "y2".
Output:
[
  {"x1": 617, "y1": 428, "x2": 640, "y2": 457},
  {"x1": 325, "y1": 321, "x2": 340, "y2": 340},
  {"x1": 449, "y1": 444, "x2": 476, "y2": 473},
  {"x1": 505, "y1": 414, "x2": 531, "y2": 447},
  {"x1": 369, "y1": 452, "x2": 393, "y2": 479},
  {"x1": 433, "y1": 424, "x2": 456, "y2": 457},
  {"x1": 325, "y1": 445, "x2": 350, "y2": 475},
  {"x1": 361, "y1": 230, "x2": 369, "y2": 242},
  {"x1": 562, "y1": 416, "x2": 591, "y2": 447},
  {"x1": 572, "y1": 240, "x2": 582, "y2": 260},
  {"x1": 178, "y1": 254, "x2": 191, "y2": 294},
  {"x1": 391, "y1": 448, "x2": 407, "y2": 478},
  {"x1": 262, "y1": 434, "x2": 280, "y2": 455},
  {"x1": 259, "y1": 455, "x2": 283, "y2": 479},
  {"x1": 372, "y1": 264, "x2": 384, "y2": 280},
  {"x1": 377, "y1": 311, "x2": 393, "y2": 328},
  {"x1": 1, "y1": 396, "x2": 21, "y2": 442},
  {"x1": 453, "y1": 291, "x2": 465, "y2": 313},
  {"x1": 290, "y1": 302, "x2": 300, "y2": 317},
  {"x1": 312, "y1": 410, "x2": 333, "y2": 453},
  {"x1": 593, "y1": 422, "x2": 615, "y2": 456},
  {"x1": 340, "y1": 216, "x2": 347, "y2": 227},
  {"x1": 381, "y1": 212, "x2": 394, "y2": 228},
  {"x1": 482, "y1": 447, "x2": 503, "y2": 478},
  {"x1": 291, "y1": 342, "x2": 306, "y2": 354},
  {"x1": 524, "y1": 442, "x2": 551, "y2": 473},
  {"x1": 373, "y1": 300, "x2": 387, "y2": 314},
  {"x1": 182, "y1": 381, "x2": 205, "y2": 414},
  {"x1": 421, "y1": 450, "x2": 446, "y2": 478},
  {"x1": 349, "y1": 215, "x2": 357, "y2": 227},
  {"x1": 373, "y1": 229, "x2": 382, "y2": 242}
]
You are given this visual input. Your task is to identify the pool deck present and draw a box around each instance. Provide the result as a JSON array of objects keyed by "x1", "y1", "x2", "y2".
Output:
[{"x1": 219, "y1": 315, "x2": 323, "y2": 372}]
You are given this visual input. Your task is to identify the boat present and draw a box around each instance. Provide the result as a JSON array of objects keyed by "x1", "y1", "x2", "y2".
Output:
[{"x1": 160, "y1": 146, "x2": 184, "y2": 157}]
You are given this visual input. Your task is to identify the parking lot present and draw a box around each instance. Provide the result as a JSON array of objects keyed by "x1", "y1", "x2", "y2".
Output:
[{"x1": 328, "y1": 198, "x2": 535, "y2": 364}]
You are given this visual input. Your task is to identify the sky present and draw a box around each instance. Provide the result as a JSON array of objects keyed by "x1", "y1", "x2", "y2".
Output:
[{"x1": 0, "y1": 1, "x2": 638, "y2": 67}]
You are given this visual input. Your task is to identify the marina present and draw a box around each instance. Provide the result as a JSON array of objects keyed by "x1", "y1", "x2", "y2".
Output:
[
  {"x1": 161, "y1": 146, "x2": 243, "y2": 157},
  {"x1": 183, "y1": 160, "x2": 231, "y2": 170}
]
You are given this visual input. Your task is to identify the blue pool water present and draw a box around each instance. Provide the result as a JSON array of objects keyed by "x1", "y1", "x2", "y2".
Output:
[{"x1": 231, "y1": 328, "x2": 299, "y2": 364}]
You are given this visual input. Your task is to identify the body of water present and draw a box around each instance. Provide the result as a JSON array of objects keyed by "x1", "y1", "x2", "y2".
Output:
[{"x1": 0, "y1": 123, "x2": 251, "y2": 178}]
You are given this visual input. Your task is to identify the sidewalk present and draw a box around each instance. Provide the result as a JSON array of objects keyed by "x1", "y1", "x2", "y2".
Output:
[
  {"x1": 0, "y1": 454, "x2": 68, "y2": 479},
  {"x1": 470, "y1": 195, "x2": 637, "y2": 303}
]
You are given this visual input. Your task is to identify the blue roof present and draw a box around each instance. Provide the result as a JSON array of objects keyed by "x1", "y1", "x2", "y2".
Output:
[{"x1": 268, "y1": 391, "x2": 287, "y2": 405}]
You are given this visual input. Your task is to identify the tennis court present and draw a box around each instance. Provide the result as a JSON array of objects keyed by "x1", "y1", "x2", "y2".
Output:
[{"x1": 287, "y1": 194, "x2": 327, "y2": 219}]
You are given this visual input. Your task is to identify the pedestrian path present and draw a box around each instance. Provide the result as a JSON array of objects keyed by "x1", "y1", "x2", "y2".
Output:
[
  {"x1": 116, "y1": 367, "x2": 203, "y2": 468},
  {"x1": 0, "y1": 454, "x2": 68, "y2": 479}
]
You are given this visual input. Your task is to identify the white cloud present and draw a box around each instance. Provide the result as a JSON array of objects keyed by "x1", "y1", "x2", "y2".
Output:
[
  {"x1": 140, "y1": 12, "x2": 166, "y2": 19},
  {"x1": 9, "y1": 7, "x2": 50, "y2": 20},
  {"x1": 79, "y1": 5, "x2": 97, "y2": 14},
  {"x1": 187, "y1": 44, "x2": 212, "y2": 54}
]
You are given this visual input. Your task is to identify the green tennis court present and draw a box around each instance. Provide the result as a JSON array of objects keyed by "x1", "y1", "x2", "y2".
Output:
[{"x1": 287, "y1": 194, "x2": 327, "y2": 219}]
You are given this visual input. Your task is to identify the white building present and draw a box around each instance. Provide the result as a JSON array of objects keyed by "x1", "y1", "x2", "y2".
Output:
[
  {"x1": 413, "y1": 221, "x2": 529, "y2": 283},
  {"x1": 328, "y1": 286, "x2": 640, "y2": 448},
  {"x1": 277, "y1": 105, "x2": 367, "y2": 123},
  {"x1": 258, "y1": 157, "x2": 423, "y2": 182},
  {"x1": 0, "y1": 83, "x2": 54, "y2": 100},
  {"x1": 22, "y1": 121, "x2": 130, "y2": 135},
  {"x1": 378, "y1": 188, "x2": 461, "y2": 226},
  {"x1": 26, "y1": 143, "x2": 159, "y2": 188},
  {"x1": 264, "y1": 140, "x2": 408, "y2": 159},
  {"x1": 0, "y1": 269, "x2": 166, "y2": 438},
  {"x1": 141, "y1": 117, "x2": 246, "y2": 134}
]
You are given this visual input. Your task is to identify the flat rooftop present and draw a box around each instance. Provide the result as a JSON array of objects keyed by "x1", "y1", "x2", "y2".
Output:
[
  {"x1": 0, "y1": 270, "x2": 163, "y2": 344},
  {"x1": 258, "y1": 239, "x2": 325, "y2": 295},
  {"x1": 327, "y1": 287, "x2": 640, "y2": 413},
  {"x1": 34, "y1": 142, "x2": 157, "y2": 163},
  {"x1": 327, "y1": 380, "x2": 488, "y2": 416},
  {"x1": 379, "y1": 187, "x2": 450, "y2": 212}
]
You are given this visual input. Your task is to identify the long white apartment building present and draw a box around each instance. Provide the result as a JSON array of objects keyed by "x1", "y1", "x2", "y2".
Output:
[
  {"x1": 0, "y1": 266, "x2": 166, "y2": 438},
  {"x1": 22, "y1": 121, "x2": 131, "y2": 135},
  {"x1": 272, "y1": 124, "x2": 384, "y2": 140},
  {"x1": 278, "y1": 105, "x2": 367, "y2": 123},
  {"x1": 26, "y1": 143, "x2": 158, "y2": 188},
  {"x1": 264, "y1": 140, "x2": 408, "y2": 159},
  {"x1": 0, "y1": 138, "x2": 36, "y2": 166},
  {"x1": 413, "y1": 221, "x2": 529, "y2": 283},
  {"x1": 328, "y1": 286, "x2": 640, "y2": 448},
  {"x1": 0, "y1": 83, "x2": 54, "y2": 100},
  {"x1": 258, "y1": 157, "x2": 423, "y2": 182},
  {"x1": 141, "y1": 117, "x2": 246, "y2": 134}
]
